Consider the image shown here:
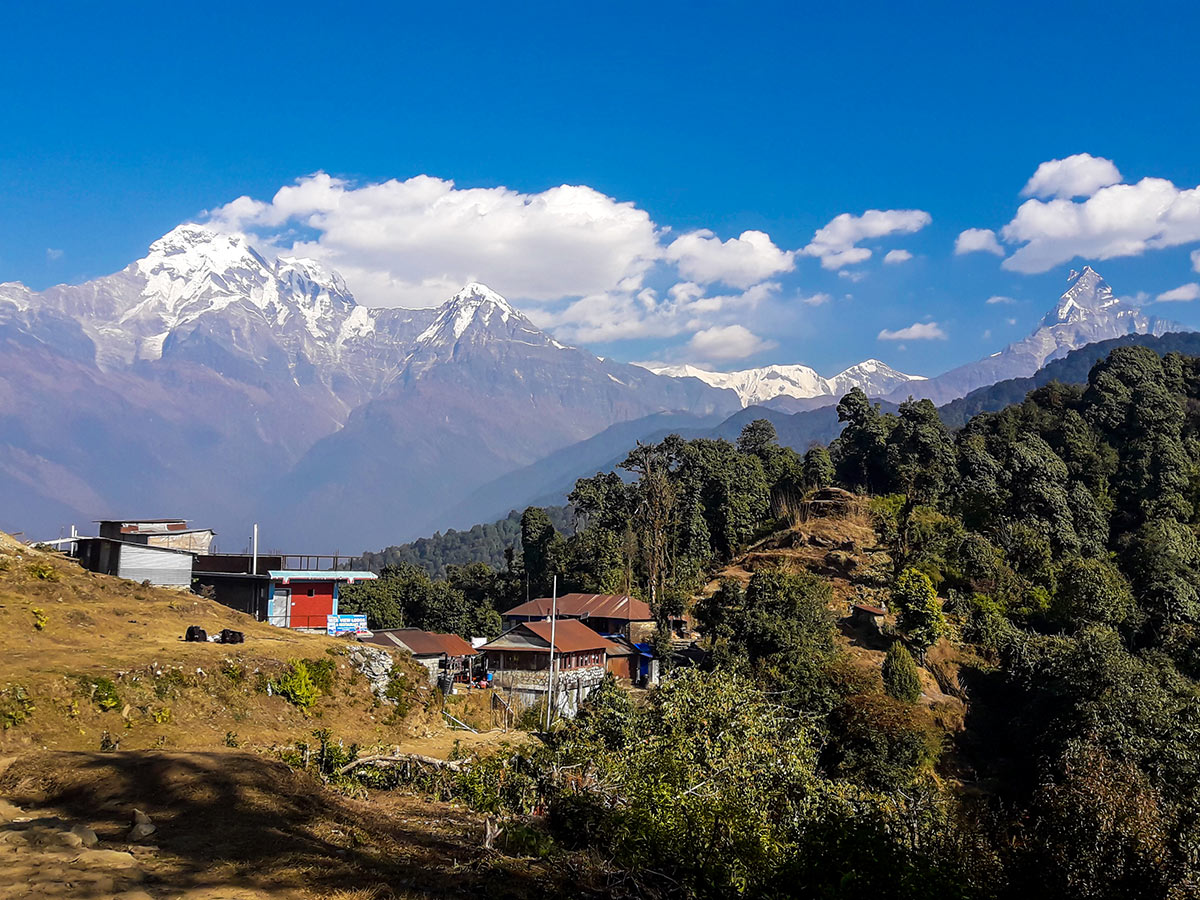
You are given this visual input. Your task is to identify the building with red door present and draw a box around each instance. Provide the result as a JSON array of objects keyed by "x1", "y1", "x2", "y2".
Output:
[{"x1": 266, "y1": 569, "x2": 377, "y2": 630}]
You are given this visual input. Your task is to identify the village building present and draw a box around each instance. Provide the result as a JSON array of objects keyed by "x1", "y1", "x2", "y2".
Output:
[
  {"x1": 604, "y1": 634, "x2": 659, "y2": 685},
  {"x1": 502, "y1": 592, "x2": 655, "y2": 641},
  {"x1": 74, "y1": 537, "x2": 195, "y2": 588},
  {"x1": 96, "y1": 518, "x2": 215, "y2": 554},
  {"x1": 362, "y1": 628, "x2": 478, "y2": 685},
  {"x1": 480, "y1": 618, "x2": 617, "y2": 716},
  {"x1": 263, "y1": 570, "x2": 377, "y2": 630}
]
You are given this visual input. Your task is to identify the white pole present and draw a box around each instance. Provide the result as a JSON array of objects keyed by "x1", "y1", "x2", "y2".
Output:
[
  {"x1": 545, "y1": 575, "x2": 557, "y2": 731},
  {"x1": 252, "y1": 523, "x2": 259, "y2": 575}
]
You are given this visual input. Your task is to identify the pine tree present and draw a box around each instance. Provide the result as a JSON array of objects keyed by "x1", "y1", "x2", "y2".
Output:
[{"x1": 882, "y1": 641, "x2": 922, "y2": 703}]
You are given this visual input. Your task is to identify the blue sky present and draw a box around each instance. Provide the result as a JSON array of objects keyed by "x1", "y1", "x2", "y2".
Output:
[{"x1": 2, "y1": 0, "x2": 1200, "y2": 375}]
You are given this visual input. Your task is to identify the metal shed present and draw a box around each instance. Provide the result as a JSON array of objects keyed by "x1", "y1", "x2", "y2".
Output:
[{"x1": 76, "y1": 537, "x2": 194, "y2": 587}]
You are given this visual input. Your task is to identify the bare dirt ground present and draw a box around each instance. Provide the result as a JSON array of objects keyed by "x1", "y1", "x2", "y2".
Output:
[
  {"x1": 0, "y1": 750, "x2": 571, "y2": 899},
  {"x1": 0, "y1": 535, "x2": 558, "y2": 898}
]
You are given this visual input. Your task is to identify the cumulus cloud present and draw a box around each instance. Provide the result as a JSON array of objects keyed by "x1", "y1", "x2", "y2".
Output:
[
  {"x1": 664, "y1": 229, "x2": 794, "y2": 288},
  {"x1": 686, "y1": 324, "x2": 777, "y2": 361},
  {"x1": 1021, "y1": 153, "x2": 1123, "y2": 199},
  {"x1": 1156, "y1": 282, "x2": 1200, "y2": 302},
  {"x1": 803, "y1": 209, "x2": 931, "y2": 269},
  {"x1": 877, "y1": 322, "x2": 947, "y2": 341},
  {"x1": 955, "y1": 228, "x2": 1004, "y2": 256},
  {"x1": 208, "y1": 172, "x2": 664, "y2": 308},
  {"x1": 883, "y1": 249, "x2": 913, "y2": 264},
  {"x1": 799, "y1": 292, "x2": 832, "y2": 306},
  {"x1": 986, "y1": 295, "x2": 1016, "y2": 304},
  {"x1": 545, "y1": 281, "x2": 780, "y2": 344},
  {"x1": 1001, "y1": 175, "x2": 1200, "y2": 274}
]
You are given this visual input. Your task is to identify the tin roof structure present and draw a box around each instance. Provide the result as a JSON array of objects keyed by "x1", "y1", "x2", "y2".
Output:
[
  {"x1": 503, "y1": 592, "x2": 653, "y2": 622},
  {"x1": 268, "y1": 570, "x2": 378, "y2": 582},
  {"x1": 481, "y1": 619, "x2": 619, "y2": 655},
  {"x1": 364, "y1": 628, "x2": 477, "y2": 657}
]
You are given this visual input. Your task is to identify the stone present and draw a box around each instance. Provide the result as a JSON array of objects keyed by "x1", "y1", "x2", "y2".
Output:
[
  {"x1": 56, "y1": 830, "x2": 84, "y2": 849},
  {"x1": 128, "y1": 809, "x2": 156, "y2": 842},
  {"x1": 70, "y1": 824, "x2": 99, "y2": 847},
  {"x1": 72, "y1": 848, "x2": 140, "y2": 868}
]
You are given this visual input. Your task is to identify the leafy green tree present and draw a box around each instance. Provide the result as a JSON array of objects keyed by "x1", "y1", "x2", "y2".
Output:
[
  {"x1": 830, "y1": 388, "x2": 892, "y2": 493},
  {"x1": 520, "y1": 506, "x2": 564, "y2": 599},
  {"x1": 887, "y1": 398, "x2": 956, "y2": 506},
  {"x1": 802, "y1": 445, "x2": 835, "y2": 490},
  {"x1": 737, "y1": 418, "x2": 778, "y2": 458},
  {"x1": 696, "y1": 569, "x2": 835, "y2": 704},
  {"x1": 1051, "y1": 557, "x2": 1135, "y2": 629},
  {"x1": 882, "y1": 641, "x2": 922, "y2": 703},
  {"x1": 892, "y1": 568, "x2": 946, "y2": 659}
]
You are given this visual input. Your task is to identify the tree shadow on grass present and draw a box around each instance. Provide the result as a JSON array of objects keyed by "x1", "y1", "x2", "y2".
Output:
[{"x1": 0, "y1": 750, "x2": 565, "y2": 899}]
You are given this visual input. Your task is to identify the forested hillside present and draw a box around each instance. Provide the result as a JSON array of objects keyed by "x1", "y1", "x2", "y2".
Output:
[{"x1": 337, "y1": 343, "x2": 1200, "y2": 898}]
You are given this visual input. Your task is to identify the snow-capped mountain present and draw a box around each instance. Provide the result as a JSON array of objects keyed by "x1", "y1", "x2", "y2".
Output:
[
  {"x1": 0, "y1": 225, "x2": 738, "y2": 547},
  {"x1": 884, "y1": 266, "x2": 1183, "y2": 405},
  {"x1": 649, "y1": 359, "x2": 925, "y2": 407}
]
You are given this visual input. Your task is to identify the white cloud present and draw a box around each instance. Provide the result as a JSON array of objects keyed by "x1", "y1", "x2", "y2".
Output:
[
  {"x1": 799, "y1": 292, "x2": 832, "y2": 306},
  {"x1": 986, "y1": 295, "x2": 1016, "y2": 304},
  {"x1": 1006, "y1": 317, "x2": 1018, "y2": 325},
  {"x1": 803, "y1": 208, "x2": 931, "y2": 269},
  {"x1": 1021, "y1": 153, "x2": 1123, "y2": 199},
  {"x1": 883, "y1": 249, "x2": 913, "y2": 264},
  {"x1": 686, "y1": 324, "x2": 777, "y2": 361},
  {"x1": 1192, "y1": 248, "x2": 1200, "y2": 273},
  {"x1": 955, "y1": 228, "x2": 1004, "y2": 256},
  {"x1": 877, "y1": 322, "x2": 947, "y2": 341},
  {"x1": 545, "y1": 281, "x2": 780, "y2": 343},
  {"x1": 664, "y1": 229, "x2": 794, "y2": 288},
  {"x1": 982, "y1": 329, "x2": 992, "y2": 340},
  {"x1": 1156, "y1": 282, "x2": 1200, "y2": 302},
  {"x1": 208, "y1": 172, "x2": 664, "y2": 308},
  {"x1": 1001, "y1": 176, "x2": 1200, "y2": 274},
  {"x1": 45, "y1": 248, "x2": 63, "y2": 261}
]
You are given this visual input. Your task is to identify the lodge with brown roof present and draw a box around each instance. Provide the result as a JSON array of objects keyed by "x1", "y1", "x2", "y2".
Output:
[{"x1": 501, "y1": 592, "x2": 654, "y2": 640}]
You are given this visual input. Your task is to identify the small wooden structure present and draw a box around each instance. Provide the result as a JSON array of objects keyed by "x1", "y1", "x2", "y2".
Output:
[
  {"x1": 851, "y1": 603, "x2": 887, "y2": 632},
  {"x1": 363, "y1": 628, "x2": 478, "y2": 685}
]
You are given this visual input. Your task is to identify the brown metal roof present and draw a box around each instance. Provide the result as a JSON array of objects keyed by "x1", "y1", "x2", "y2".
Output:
[
  {"x1": 503, "y1": 592, "x2": 653, "y2": 622},
  {"x1": 363, "y1": 628, "x2": 477, "y2": 657},
  {"x1": 481, "y1": 619, "x2": 618, "y2": 655}
]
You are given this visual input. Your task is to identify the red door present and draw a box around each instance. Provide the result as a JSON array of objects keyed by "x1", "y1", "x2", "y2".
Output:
[{"x1": 289, "y1": 581, "x2": 335, "y2": 628}]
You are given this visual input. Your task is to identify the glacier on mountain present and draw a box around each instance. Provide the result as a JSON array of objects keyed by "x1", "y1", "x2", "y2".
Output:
[{"x1": 647, "y1": 359, "x2": 925, "y2": 406}]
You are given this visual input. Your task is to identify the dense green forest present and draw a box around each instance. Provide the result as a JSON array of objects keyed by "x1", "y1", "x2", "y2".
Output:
[
  {"x1": 353, "y1": 506, "x2": 572, "y2": 578},
  {"x1": 339, "y1": 344, "x2": 1200, "y2": 897}
]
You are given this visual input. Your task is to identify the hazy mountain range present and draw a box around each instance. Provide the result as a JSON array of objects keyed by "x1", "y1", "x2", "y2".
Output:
[{"x1": 0, "y1": 225, "x2": 1184, "y2": 550}]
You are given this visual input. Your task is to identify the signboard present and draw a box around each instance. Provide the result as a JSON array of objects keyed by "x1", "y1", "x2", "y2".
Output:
[{"x1": 326, "y1": 614, "x2": 369, "y2": 636}]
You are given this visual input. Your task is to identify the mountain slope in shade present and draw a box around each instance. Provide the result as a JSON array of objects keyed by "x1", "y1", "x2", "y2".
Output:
[
  {"x1": 0, "y1": 226, "x2": 738, "y2": 547},
  {"x1": 884, "y1": 266, "x2": 1183, "y2": 405},
  {"x1": 649, "y1": 358, "x2": 924, "y2": 407}
]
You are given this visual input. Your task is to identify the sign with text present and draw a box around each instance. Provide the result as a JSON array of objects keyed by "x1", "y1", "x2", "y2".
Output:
[{"x1": 326, "y1": 614, "x2": 369, "y2": 636}]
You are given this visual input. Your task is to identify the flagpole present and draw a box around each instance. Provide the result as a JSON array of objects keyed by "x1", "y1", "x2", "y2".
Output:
[{"x1": 545, "y1": 575, "x2": 557, "y2": 731}]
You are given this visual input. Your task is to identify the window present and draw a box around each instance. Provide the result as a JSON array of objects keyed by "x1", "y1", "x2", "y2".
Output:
[{"x1": 306, "y1": 588, "x2": 315, "y2": 597}]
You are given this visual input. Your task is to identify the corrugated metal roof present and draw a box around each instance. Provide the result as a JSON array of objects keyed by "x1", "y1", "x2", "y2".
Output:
[
  {"x1": 365, "y1": 628, "x2": 477, "y2": 657},
  {"x1": 503, "y1": 592, "x2": 653, "y2": 621},
  {"x1": 269, "y1": 570, "x2": 378, "y2": 581},
  {"x1": 481, "y1": 619, "x2": 618, "y2": 654}
]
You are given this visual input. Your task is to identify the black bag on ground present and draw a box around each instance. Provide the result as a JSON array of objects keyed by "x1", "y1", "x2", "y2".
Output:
[
  {"x1": 217, "y1": 629, "x2": 244, "y2": 644},
  {"x1": 185, "y1": 625, "x2": 207, "y2": 642}
]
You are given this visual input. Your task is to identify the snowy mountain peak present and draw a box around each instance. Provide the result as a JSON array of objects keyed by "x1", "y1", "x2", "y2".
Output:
[
  {"x1": 1042, "y1": 265, "x2": 1119, "y2": 328},
  {"x1": 416, "y1": 283, "x2": 527, "y2": 344},
  {"x1": 649, "y1": 358, "x2": 924, "y2": 407}
]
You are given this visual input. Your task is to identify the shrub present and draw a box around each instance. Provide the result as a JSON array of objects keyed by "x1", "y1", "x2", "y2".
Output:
[
  {"x1": 273, "y1": 660, "x2": 321, "y2": 713},
  {"x1": 78, "y1": 676, "x2": 121, "y2": 711},
  {"x1": 31, "y1": 608, "x2": 47, "y2": 631},
  {"x1": 882, "y1": 642, "x2": 922, "y2": 703},
  {"x1": 0, "y1": 684, "x2": 34, "y2": 729},
  {"x1": 26, "y1": 561, "x2": 60, "y2": 582}
]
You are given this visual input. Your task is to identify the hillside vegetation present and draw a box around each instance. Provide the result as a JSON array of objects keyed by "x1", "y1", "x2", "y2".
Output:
[{"x1": 325, "y1": 343, "x2": 1200, "y2": 899}]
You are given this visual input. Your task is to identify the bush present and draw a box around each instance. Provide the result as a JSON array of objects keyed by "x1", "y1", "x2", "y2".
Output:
[
  {"x1": 273, "y1": 660, "x2": 321, "y2": 713},
  {"x1": 0, "y1": 684, "x2": 34, "y2": 729},
  {"x1": 78, "y1": 676, "x2": 121, "y2": 711},
  {"x1": 26, "y1": 561, "x2": 60, "y2": 582},
  {"x1": 882, "y1": 642, "x2": 922, "y2": 703}
]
